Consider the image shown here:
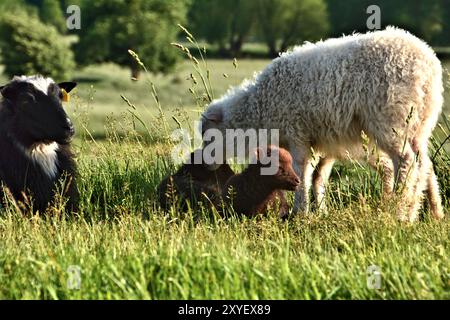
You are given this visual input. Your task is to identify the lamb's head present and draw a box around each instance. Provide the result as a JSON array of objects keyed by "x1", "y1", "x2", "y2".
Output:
[
  {"x1": 0, "y1": 76, "x2": 77, "y2": 146},
  {"x1": 252, "y1": 146, "x2": 300, "y2": 191}
]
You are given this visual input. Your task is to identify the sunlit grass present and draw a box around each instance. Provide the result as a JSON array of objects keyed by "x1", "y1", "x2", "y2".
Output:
[{"x1": 0, "y1": 137, "x2": 448, "y2": 299}]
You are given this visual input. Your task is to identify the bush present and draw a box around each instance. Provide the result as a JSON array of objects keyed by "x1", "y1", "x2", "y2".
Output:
[
  {"x1": 189, "y1": 0, "x2": 257, "y2": 57},
  {"x1": 0, "y1": 11, "x2": 75, "y2": 81},
  {"x1": 257, "y1": 0, "x2": 329, "y2": 57},
  {"x1": 74, "y1": 0, "x2": 189, "y2": 78}
]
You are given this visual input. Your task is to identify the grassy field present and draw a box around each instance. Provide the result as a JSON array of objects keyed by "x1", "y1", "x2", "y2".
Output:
[
  {"x1": 61, "y1": 59, "x2": 269, "y2": 139},
  {"x1": 0, "y1": 58, "x2": 449, "y2": 299}
]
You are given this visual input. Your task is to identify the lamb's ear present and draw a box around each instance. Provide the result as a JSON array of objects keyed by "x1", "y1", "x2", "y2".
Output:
[
  {"x1": 254, "y1": 146, "x2": 277, "y2": 166},
  {"x1": 202, "y1": 107, "x2": 223, "y2": 123},
  {"x1": 58, "y1": 82, "x2": 77, "y2": 93},
  {"x1": 254, "y1": 147, "x2": 264, "y2": 162}
]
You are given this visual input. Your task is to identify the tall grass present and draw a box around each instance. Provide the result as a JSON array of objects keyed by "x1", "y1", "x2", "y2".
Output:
[{"x1": 0, "y1": 28, "x2": 449, "y2": 299}]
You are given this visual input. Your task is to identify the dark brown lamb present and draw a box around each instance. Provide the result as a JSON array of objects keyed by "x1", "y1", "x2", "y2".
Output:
[
  {"x1": 222, "y1": 146, "x2": 299, "y2": 218},
  {"x1": 157, "y1": 149, "x2": 234, "y2": 211}
]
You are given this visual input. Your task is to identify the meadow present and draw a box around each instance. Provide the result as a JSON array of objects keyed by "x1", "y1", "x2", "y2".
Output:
[{"x1": 0, "y1": 57, "x2": 449, "y2": 299}]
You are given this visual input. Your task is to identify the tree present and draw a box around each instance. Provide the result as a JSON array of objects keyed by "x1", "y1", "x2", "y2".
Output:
[
  {"x1": 325, "y1": 0, "x2": 445, "y2": 45},
  {"x1": 0, "y1": 11, "x2": 75, "y2": 80},
  {"x1": 189, "y1": 0, "x2": 256, "y2": 57},
  {"x1": 39, "y1": 0, "x2": 66, "y2": 33},
  {"x1": 22, "y1": 0, "x2": 67, "y2": 33},
  {"x1": 389, "y1": 0, "x2": 443, "y2": 43},
  {"x1": 257, "y1": 0, "x2": 329, "y2": 57},
  {"x1": 437, "y1": 0, "x2": 450, "y2": 45},
  {"x1": 74, "y1": 0, "x2": 189, "y2": 78},
  {"x1": 0, "y1": 0, "x2": 26, "y2": 11}
]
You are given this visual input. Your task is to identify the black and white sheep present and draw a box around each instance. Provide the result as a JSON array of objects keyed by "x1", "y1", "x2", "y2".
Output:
[
  {"x1": 201, "y1": 27, "x2": 444, "y2": 222},
  {"x1": 0, "y1": 75, "x2": 78, "y2": 213}
]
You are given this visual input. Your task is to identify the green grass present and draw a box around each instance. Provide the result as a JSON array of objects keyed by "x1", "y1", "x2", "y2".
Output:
[
  {"x1": 0, "y1": 140, "x2": 448, "y2": 299},
  {"x1": 0, "y1": 57, "x2": 449, "y2": 299},
  {"x1": 64, "y1": 59, "x2": 270, "y2": 139}
]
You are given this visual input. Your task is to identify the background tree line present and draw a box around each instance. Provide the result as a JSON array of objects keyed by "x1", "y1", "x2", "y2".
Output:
[{"x1": 0, "y1": 0, "x2": 449, "y2": 79}]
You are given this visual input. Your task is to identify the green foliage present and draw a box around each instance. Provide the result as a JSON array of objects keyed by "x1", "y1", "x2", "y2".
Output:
[
  {"x1": 430, "y1": 113, "x2": 450, "y2": 208},
  {"x1": 189, "y1": 0, "x2": 257, "y2": 56},
  {"x1": 189, "y1": 0, "x2": 329, "y2": 57},
  {"x1": 0, "y1": 0, "x2": 26, "y2": 11},
  {"x1": 75, "y1": 0, "x2": 189, "y2": 76},
  {"x1": 435, "y1": 0, "x2": 450, "y2": 46},
  {"x1": 256, "y1": 0, "x2": 329, "y2": 56},
  {"x1": 326, "y1": 0, "x2": 446, "y2": 44},
  {"x1": 39, "y1": 0, "x2": 66, "y2": 33},
  {"x1": 0, "y1": 11, "x2": 75, "y2": 80}
]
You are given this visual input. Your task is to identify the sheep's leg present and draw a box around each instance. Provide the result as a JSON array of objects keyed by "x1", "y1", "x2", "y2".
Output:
[
  {"x1": 396, "y1": 140, "x2": 445, "y2": 222},
  {"x1": 406, "y1": 150, "x2": 431, "y2": 222},
  {"x1": 420, "y1": 153, "x2": 444, "y2": 220},
  {"x1": 388, "y1": 143, "x2": 420, "y2": 222},
  {"x1": 368, "y1": 148, "x2": 443, "y2": 220},
  {"x1": 312, "y1": 157, "x2": 335, "y2": 212},
  {"x1": 290, "y1": 145, "x2": 313, "y2": 214},
  {"x1": 427, "y1": 166, "x2": 444, "y2": 220},
  {"x1": 367, "y1": 152, "x2": 395, "y2": 201}
]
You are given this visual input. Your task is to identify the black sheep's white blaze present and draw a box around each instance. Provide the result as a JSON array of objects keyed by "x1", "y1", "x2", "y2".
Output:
[
  {"x1": 13, "y1": 75, "x2": 55, "y2": 95},
  {"x1": 23, "y1": 142, "x2": 60, "y2": 179}
]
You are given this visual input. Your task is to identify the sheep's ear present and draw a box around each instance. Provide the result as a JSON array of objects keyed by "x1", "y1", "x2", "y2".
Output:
[
  {"x1": 202, "y1": 108, "x2": 223, "y2": 123},
  {"x1": 0, "y1": 84, "x2": 18, "y2": 100},
  {"x1": 58, "y1": 82, "x2": 77, "y2": 93}
]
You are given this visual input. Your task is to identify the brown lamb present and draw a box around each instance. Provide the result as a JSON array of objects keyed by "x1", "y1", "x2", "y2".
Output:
[
  {"x1": 222, "y1": 146, "x2": 300, "y2": 218},
  {"x1": 157, "y1": 149, "x2": 234, "y2": 211}
]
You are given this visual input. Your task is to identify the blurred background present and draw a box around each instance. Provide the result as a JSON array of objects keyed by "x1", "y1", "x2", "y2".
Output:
[{"x1": 0, "y1": 0, "x2": 449, "y2": 139}]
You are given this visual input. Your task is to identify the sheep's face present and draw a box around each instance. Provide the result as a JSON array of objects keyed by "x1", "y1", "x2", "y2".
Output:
[
  {"x1": 0, "y1": 77, "x2": 77, "y2": 146},
  {"x1": 201, "y1": 100, "x2": 264, "y2": 170},
  {"x1": 200, "y1": 103, "x2": 230, "y2": 170}
]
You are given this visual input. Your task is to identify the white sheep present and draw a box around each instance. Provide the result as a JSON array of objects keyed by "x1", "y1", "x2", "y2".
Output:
[{"x1": 201, "y1": 27, "x2": 444, "y2": 222}]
